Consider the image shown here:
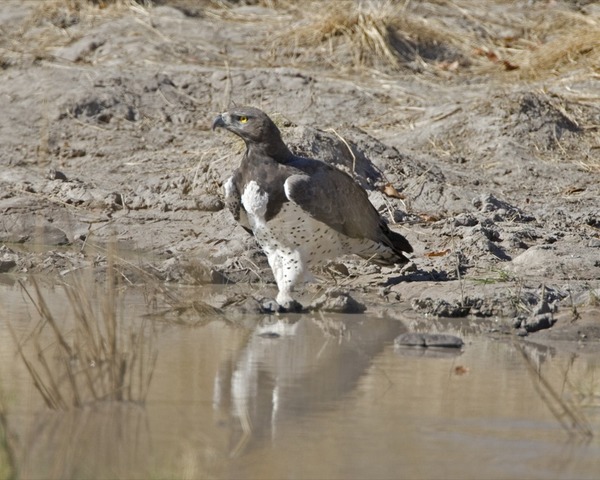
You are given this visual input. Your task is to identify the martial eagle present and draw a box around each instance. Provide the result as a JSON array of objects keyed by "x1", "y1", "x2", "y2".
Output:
[{"x1": 212, "y1": 106, "x2": 412, "y2": 311}]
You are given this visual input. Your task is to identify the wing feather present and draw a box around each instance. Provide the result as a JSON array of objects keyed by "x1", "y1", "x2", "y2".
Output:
[
  {"x1": 283, "y1": 168, "x2": 381, "y2": 240},
  {"x1": 283, "y1": 162, "x2": 412, "y2": 256},
  {"x1": 224, "y1": 174, "x2": 252, "y2": 233}
]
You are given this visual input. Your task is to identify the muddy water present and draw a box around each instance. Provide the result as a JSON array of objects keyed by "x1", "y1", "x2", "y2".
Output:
[{"x1": 2, "y1": 280, "x2": 600, "y2": 480}]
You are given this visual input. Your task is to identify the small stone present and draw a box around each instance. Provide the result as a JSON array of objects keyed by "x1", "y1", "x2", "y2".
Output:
[
  {"x1": 587, "y1": 238, "x2": 600, "y2": 248},
  {"x1": 394, "y1": 332, "x2": 464, "y2": 349},
  {"x1": 325, "y1": 262, "x2": 350, "y2": 277},
  {"x1": 309, "y1": 290, "x2": 366, "y2": 313},
  {"x1": 194, "y1": 194, "x2": 224, "y2": 212},
  {"x1": 0, "y1": 257, "x2": 17, "y2": 273},
  {"x1": 453, "y1": 212, "x2": 478, "y2": 227},
  {"x1": 48, "y1": 168, "x2": 68, "y2": 181},
  {"x1": 411, "y1": 297, "x2": 471, "y2": 317}
]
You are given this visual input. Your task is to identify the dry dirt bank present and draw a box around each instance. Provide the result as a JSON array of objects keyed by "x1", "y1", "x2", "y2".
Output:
[{"x1": 1, "y1": 0, "x2": 599, "y2": 345}]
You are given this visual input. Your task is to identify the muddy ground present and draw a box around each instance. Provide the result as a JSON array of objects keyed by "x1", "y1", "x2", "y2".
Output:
[{"x1": 1, "y1": 0, "x2": 599, "y2": 346}]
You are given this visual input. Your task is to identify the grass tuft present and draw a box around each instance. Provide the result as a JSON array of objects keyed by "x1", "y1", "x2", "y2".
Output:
[
  {"x1": 279, "y1": 0, "x2": 464, "y2": 71},
  {"x1": 514, "y1": 23, "x2": 600, "y2": 80},
  {"x1": 9, "y1": 260, "x2": 157, "y2": 410}
]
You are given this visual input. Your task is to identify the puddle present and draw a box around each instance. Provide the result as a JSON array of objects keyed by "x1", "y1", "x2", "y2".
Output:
[{"x1": 1, "y1": 280, "x2": 599, "y2": 479}]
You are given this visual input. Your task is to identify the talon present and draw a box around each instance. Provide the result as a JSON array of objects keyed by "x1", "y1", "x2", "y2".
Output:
[
  {"x1": 278, "y1": 299, "x2": 304, "y2": 313},
  {"x1": 261, "y1": 299, "x2": 280, "y2": 314}
]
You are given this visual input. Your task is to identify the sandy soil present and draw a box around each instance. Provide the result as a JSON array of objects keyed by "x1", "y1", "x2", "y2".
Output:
[{"x1": 1, "y1": 0, "x2": 599, "y2": 344}]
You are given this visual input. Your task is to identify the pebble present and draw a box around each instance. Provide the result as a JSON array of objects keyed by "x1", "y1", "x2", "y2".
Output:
[{"x1": 394, "y1": 332, "x2": 464, "y2": 349}]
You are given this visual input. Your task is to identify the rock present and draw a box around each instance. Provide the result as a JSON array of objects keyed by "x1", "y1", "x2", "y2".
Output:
[
  {"x1": 194, "y1": 194, "x2": 224, "y2": 212},
  {"x1": 588, "y1": 238, "x2": 600, "y2": 248},
  {"x1": 394, "y1": 333, "x2": 464, "y2": 349},
  {"x1": 512, "y1": 285, "x2": 560, "y2": 333},
  {"x1": 411, "y1": 297, "x2": 470, "y2": 317},
  {"x1": 47, "y1": 168, "x2": 68, "y2": 181},
  {"x1": 325, "y1": 262, "x2": 350, "y2": 277},
  {"x1": 288, "y1": 125, "x2": 383, "y2": 189},
  {"x1": 453, "y1": 212, "x2": 479, "y2": 227},
  {"x1": 472, "y1": 193, "x2": 534, "y2": 222},
  {"x1": 521, "y1": 313, "x2": 556, "y2": 332},
  {"x1": 0, "y1": 255, "x2": 17, "y2": 273},
  {"x1": 309, "y1": 290, "x2": 366, "y2": 313}
]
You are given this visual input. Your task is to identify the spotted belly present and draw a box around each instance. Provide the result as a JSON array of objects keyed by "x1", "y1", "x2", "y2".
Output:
[
  {"x1": 266, "y1": 201, "x2": 398, "y2": 267},
  {"x1": 260, "y1": 201, "x2": 349, "y2": 267}
]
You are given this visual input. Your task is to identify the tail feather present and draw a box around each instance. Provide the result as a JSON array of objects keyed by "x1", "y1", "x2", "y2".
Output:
[
  {"x1": 358, "y1": 248, "x2": 409, "y2": 266},
  {"x1": 380, "y1": 222, "x2": 413, "y2": 262},
  {"x1": 358, "y1": 227, "x2": 412, "y2": 266},
  {"x1": 387, "y1": 228, "x2": 413, "y2": 254}
]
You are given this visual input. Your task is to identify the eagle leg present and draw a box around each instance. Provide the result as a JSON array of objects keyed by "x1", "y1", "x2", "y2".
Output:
[{"x1": 266, "y1": 248, "x2": 307, "y2": 312}]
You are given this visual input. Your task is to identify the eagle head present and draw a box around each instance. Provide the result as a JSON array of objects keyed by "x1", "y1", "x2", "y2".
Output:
[{"x1": 212, "y1": 106, "x2": 282, "y2": 145}]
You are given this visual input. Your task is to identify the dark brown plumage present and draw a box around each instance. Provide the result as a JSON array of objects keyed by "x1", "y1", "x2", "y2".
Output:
[{"x1": 213, "y1": 106, "x2": 412, "y2": 311}]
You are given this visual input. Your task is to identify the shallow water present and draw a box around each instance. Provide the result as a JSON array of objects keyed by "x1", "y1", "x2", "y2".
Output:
[{"x1": 1, "y1": 279, "x2": 599, "y2": 480}]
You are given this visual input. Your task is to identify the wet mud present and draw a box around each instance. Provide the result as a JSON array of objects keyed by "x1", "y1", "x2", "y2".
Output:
[{"x1": 1, "y1": 0, "x2": 599, "y2": 347}]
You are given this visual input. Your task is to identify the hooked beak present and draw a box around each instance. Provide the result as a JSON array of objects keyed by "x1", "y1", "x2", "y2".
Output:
[{"x1": 211, "y1": 113, "x2": 227, "y2": 131}]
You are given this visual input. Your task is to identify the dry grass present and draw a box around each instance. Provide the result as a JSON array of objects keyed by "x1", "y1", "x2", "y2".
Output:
[
  {"x1": 528, "y1": 26, "x2": 600, "y2": 72},
  {"x1": 502, "y1": 17, "x2": 600, "y2": 80},
  {"x1": 8, "y1": 261, "x2": 157, "y2": 410},
  {"x1": 434, "y1": 2, "x2": 600, "y2": 80},
  {"x1": 17, "y1": 0, "x2": 600, "y2": 81},
  {"x1": 271, "y1": 0, "x2": 600, "y2": 78},
  {"x1": 578, "y1": 157, "x2": 600, "y2": 173},
  {"x1": 288, "y1": 0, "x2": 403, "y2": 68},
  {"x1": 277, "y1": 0, "x2": 466, "y2": 71}
]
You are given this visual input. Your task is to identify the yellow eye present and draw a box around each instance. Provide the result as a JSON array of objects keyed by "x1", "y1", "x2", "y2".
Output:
[{"x1": 239, "y1": 116, "x2": 248, "y2": 123}]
